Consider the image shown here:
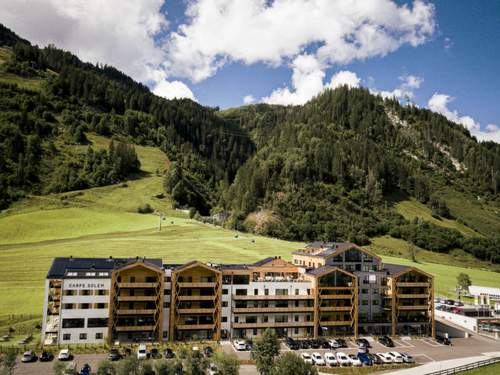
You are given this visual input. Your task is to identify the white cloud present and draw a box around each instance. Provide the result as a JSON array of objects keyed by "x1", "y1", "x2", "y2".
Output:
[
  {"x1": 428, "y1": 93, "x2": 480, "y2": 131},
  {"x1": 375, "y1": 74, "x2": 423, "y2": 101},
  {"x1": 152, "y1": 80, "x2": 196, "y2": 100},
  {"x1": 1, "y1": 0, "x2": 196, "y2": 99},
  {"x1": 486, "y1": 124, "x2": 499, "y2": 132},
  {"x1": 328, "y1": 71, "x2": 361, "y2": 89},
  {"x1": 166, "y1": 0, "x2": 435, "y2": 83},
  {"x1": 243, "y1": 95, "x2": 255, "y2": 105}
]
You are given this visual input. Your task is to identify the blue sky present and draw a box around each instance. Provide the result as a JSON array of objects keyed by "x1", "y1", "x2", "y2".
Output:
[{"x1": 2, "y1": 0, "x2": 499, "y2": 141}]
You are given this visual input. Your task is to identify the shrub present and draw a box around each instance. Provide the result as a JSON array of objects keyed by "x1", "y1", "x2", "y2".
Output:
[{"x1": 137, "y1": 203, "x2": 153, "y2": 214}]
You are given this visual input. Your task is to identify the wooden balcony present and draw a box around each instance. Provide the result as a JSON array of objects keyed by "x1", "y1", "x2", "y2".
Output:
[
  {"x1": 177, "y1": 308, "x2": 216, "y2": 314},
  {"x1": 318, "y1": 287, "x2": 355, "y2": 290},
  {"x1": 397, "y1": 294, "x2": 430, "y2": 299},
  {"x1": 398, "y1": 305, "x2": 429, "y2": 311},
  {"x1": 115, "y1": 325, "x2": 155, "y2": 332},
  {"x1": 178, "y1": 282, "x2": 216, "y2": 288},
  {"x1": 232, "y1": 295, "x2": 313, "y2": 301},
  {"x1": 319, "y1": 320, "x2": 353, "y2": 326},
  {"x1": 117, "y1": 296, "x2": 157, "y2": 302},
  {"x1": 232, "y1": 321, "x2": 315, "y2": 329},
  {"x1": 118, "y1": 282, "x2": 158, "y2": 288},
  {"x1": 319, "y1": 306, "x2": 352, "y2": 312},
  {"x1": 177, "y1": 295, "x2": 215, "y2": 301},
  {"x1": 396, "y1": 282, "x2": 430, "y2": 287},
  {"x1": 176, "y1": 324, "x2": 215, "y2": 330},
  {"x1": 116, "y1": 309, "x2": 157, "y2": 315},
  {"x1": 318, "y1": 294, "x2": 354, "y2": 299},
  {"x1": 233, "y1": 307, "x2": 314, "y2": 314}
]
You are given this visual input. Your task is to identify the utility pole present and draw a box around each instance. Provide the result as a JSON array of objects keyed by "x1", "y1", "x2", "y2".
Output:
[{"x1": 158, "y1": 212, "x2": 163, "y2": 232}]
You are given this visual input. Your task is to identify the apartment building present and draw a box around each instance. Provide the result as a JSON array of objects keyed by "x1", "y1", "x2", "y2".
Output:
[{"x1": 41, "y1": 242, "x2": 434, "y2": 345}]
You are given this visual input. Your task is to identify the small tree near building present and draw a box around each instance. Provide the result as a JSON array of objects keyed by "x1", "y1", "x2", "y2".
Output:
[
  {"x1": 457, "y1": 272, "x2": 472, "y2": 299},
  {"x1": 214, "y1": 352, "x2": 240, "y2": 375},
  {"x1": 251, "y1": 328, "x2": 280, "y2": 375}
]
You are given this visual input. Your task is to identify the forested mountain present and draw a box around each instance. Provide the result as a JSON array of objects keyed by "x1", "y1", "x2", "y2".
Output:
[{"x1": 1, "y1": 24, "x2": 500, "y2": 264}]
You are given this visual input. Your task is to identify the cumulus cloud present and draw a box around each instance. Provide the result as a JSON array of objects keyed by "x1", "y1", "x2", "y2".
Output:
[
  {"x1": 243, "y1": 95, "x2": 255, "y2": 105},
  {"x1": 2, "y1": 0, "x2": 196, "y2": 100},
  {"x1": 166, "y1": 0, "x2": 435, "y2": 82},
  {"x1": 428, "y1": 93, "x2": 480, "y2": 131},
  {"x1": 152, "y1": 80, "x2": 196, "y2": 100},
  {"x1": 328, "y1": 71, "x2": 361, "y2": 89},
  {"x1": 376, "y1": 74, "x2": 423, "y2": 101}
]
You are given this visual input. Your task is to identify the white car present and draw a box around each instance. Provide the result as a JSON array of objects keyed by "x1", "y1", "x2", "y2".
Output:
[
  {"x1": 57, "y1": 349, "x2": 71, "y2": 361},
  {"x1": 388, "y1": 351, "x2": 404, "y2": 363},
  {"x1": 324, "y1": 352, "x2": 338, "y2": 367},
  {"x1": 328, "y1": 338, "x2": 342, "y2": 348},
  {"x1": 311, "y1": 352, "x2": 325, "y2": 366},
  {"x1": 348, "y1": 354, "x2": 362, "y2": 367},
  {"x1": 233, "y1": 340, "x2": 246, "y2": 351},
  {"x1": 400, "y1": 353, "x2": 415, "y2": 363},
  {"x1": 137, "y1": 344, "x2": 148, "y2": 360},
  {"x1": 301, "y1": 353, "x2": 313, "y2": 364},
  {"x1": 376, "y1": 352, "x2": 393, "y2": 364},
  {"x1": 336, "y1": 352, "x2": 350, "y2": 367}
]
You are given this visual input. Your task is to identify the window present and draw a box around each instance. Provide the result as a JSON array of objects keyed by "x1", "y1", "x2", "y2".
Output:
[
  {"x1": 64, "y1": 290, "x2": 77, "y2": 296},
  {"x1": 253, "y1": 329, "x2": 258, "y2": 335},
  {"x1": 63, "y1": 304, "x2": 75, "y2": 310},
  {"x1": 361, "y1": 289, "x2": 368, "y2": 294},
  {"x1": 96, "y1": 290, "x2": 108, "y2": 296},
  {"x1": 362, "y1": 300, "x2": 369, "y2": 306},
  {"x1": 87, "y1": 318, "x2": 108, "y2": 328},
  {"x1": 130, "y1": 276, "x2": 136, "y2": 282},
  {"x1": 222, "y1": 301, "x2": 228, "y2": 307},
  {"x1": 245, "y1": 316, "x2": 257, "y2": 324},
  {"x1": 80, "y1": 303, "x2": 90, "y2": 309},
  {"x1": 294, "y1": 328, "x2": 299, "y2": 334},
  {"x1": 276, "y1": 289, "x2": 288, "y2": 296},
  {"x1": 295, "y1": 289, "x2": 299, "y2": 295},
  {"x1": 63, "y1": 334, "x2": 71, "y2": 341},
  {"x1": 164, "y1": 289, "x2": 171, "y2": 295},
  {"x1": 254, "y1": 289, "x2": 258, "y2": 296},
  {"x1": 372, "y1": 300, "x2": 379, "y2": 306},
  {"x1": 264, "y1": 289, "x2": 269, "y2": 296},
  {"x1": 163, "y1": 302, "x2": 171, "y2": 308},
  {"x1": 222, "y1": 289, "x2": 229, "y2": 295},
  {"x1": 262, "y1": 316, "x2": 268, "y2": 323},
  {"x1": 67, "y1": 272, "x2": 77, "y2": 277},
  {"x1": 234, "y1": 317, "x2": 239, "y2": 323},
  {"x1": 62, "y1": 319, "x2": 84, "y2": 328},
  {"x1": 165, "y1": 277, "x2": 171, "y2": 282},
  {"x1": 80, "y1": 290, "x2": 92, "y2": 296},
  {"x1": 235, "y1": 289, "x2": 247, "y2": 296},
  {"x1": 221, "y1": 317, "x2": 228, "y2": 323},
  {"x1": 95, "y1": 333, "x2": 103, "y2": 340},
  {"x1": 85, "y1": 272, "x2": 96, "y2": 276},
  {"x1": 145, "y1": 276, "x2": 157, "y2": 283},
  {"x1": 307, "y1": 289, "x2": 311, "y2": 295},
  {"x1": 98, "y1": 272, "x2": 108, "y2": 277},
  {"x1": 95, "y1": 303, "x2": 107, "y2": 309},
  {"x1": 363, "y1": 265, "x2": 370, "y2": 272},
  {"x1": 373, "y1": 289, "x2": 379, "y2": 294},
  {"x1": 294, "y1": 315, "x2": 299, "y2": 322},
  {"x1": 232, "y1": 275, "x2": 250, "y2": 284},
  {"x1": 79, "y1": 333, "x2": 87, "y2": 340}
]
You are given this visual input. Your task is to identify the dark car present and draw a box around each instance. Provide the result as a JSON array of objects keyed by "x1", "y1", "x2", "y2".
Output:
[
  {"x1": 368, "y1": 353, "x2": 383, "y2": 365},
  {"x1": 151, "y1": 348, "x2": 162, "y2": 359},
  {"x1": 285, "y1": 337, "x2": 299, "y2": 350},
  {"x1": 108, "y1": 349, "x2": 122, "y2": 361},
  {"x1": 356, "y1": 338, "x2": 370, "y2": 348},
  {"x1": 79, "y1": 364, "x2": 91, "y2": 375},
  {"x1": 164, "y1": 348, "x2": 176, "y2": 359},
  {"x1": 378, "y1": 336, "x2": 394, "y2": 347},
  {"x1": 39, "y1": 351, "x2": 54, "y2": 362},
  {"x1": 245, "y1": 340, "x2": 253, "y2": 351},
  {"x1": 21, "y1": 350, "x2": 37, "y2": 363},
  {"x1": 357, "y1": 352, "x2": 373, "y2": 366},
  {"x1": 436, "y1": 336, "x2": 451, "y2": 345},
  {"x1": 318, "y1": 338, "x2": 330, "y2": 349},
  {"x1": 299, "y1": 340, "x2": 310, "y2": 349},
  {"x1": 310, "y1": 339, "x2": 321, "y2": 349},
  {"x1": 204, "y1": 346, "x2": 214, "y2": 357}
]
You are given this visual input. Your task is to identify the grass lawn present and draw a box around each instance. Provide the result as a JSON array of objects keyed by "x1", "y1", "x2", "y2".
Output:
[{"x1": 456, "y1": 362, "x2": 500, "y2": 374}]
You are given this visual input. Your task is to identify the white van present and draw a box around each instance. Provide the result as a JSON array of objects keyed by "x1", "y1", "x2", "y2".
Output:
[{"x1": 137, "y1": 344, "x2": 148, "y2": 360}]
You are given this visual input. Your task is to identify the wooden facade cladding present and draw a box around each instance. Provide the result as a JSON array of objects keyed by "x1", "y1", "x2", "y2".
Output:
[
  {"x1": 108, "y1": 261, "x2": 164, "y2": 343},
  {"x1": 169, "y1": 262, "x2": 222, "y2": 341}
]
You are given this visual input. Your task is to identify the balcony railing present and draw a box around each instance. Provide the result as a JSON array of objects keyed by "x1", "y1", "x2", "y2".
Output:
[
  {"x1": 115, "y1": 325, "x2": 155, "y2": 332},
  {"x1": 177, "y1": 308, "x2": 216, "y2": 314},
  {"x1": 117, "y1": 296, "x2": 157, "y2": 302},
  {"x1": 397, "y1": 282, "x2": 430, "y2": 287},
  {"x1": 398, "y1": 305, "x2": 429, "y2": 310},
  {"x1": 319, "y1": 320, "x2": 353, "y2": 326},
  {"x1": 397, "y1": 294, "x2": 430, "y2": 299},
  {"x1": 116, "y1": 309, "x2": 157, "y2": 315},
  {"x1": 319, "y1": 306, "x2": 352, "y2": 312},
  {"x1": 178, "y1": 282, "x2": 216, "y2": 288},
  {"x1": 232, "y1": 321, "x2": 314, "y2": 329},
  {"x1": 177, "y1": 295, "x2": 215, "y2": 301},
  {"x1": 233, "y1": 307, "x2": 314, "y2": 314},
  {"x1": 176, "y1": 323, "x2": 215, "y2": 330},
  {"x1": 232, "y1": 295, "x2": 313, "y2": 301},
  {"x1": 118, "y1": 282, "x2": 158, "y2": 288}
]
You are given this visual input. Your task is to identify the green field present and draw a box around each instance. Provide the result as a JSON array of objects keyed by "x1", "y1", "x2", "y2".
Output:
[{"x1": 456, "y1": 362, "x2": 500, "y2": 375}]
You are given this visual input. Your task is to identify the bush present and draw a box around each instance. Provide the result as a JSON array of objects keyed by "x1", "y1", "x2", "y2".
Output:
[{"x1": 137, "y1": 203, "x2": 154, "y2": 214}]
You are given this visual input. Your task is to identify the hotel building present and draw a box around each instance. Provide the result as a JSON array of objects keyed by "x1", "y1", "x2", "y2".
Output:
[{"x1": 41, "y1": 242, "x2": 434, "y2": 345}]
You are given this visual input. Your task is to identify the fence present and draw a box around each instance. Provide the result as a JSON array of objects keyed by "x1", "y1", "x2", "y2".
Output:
[{"x1": 426, "y1": 357, "x2": 500, "y2": 375}]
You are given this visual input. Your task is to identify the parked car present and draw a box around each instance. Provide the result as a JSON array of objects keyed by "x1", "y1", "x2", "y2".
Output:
[
  {"x1": 311, "y1": 352, "x2": 325, "y2": 366},
  {"x1": 376, "y1": 353, "x2": 393, "y2": 364},
  {"x1": 21, "y1": 350, "x2": 37, "y2": 363},
  {"x1": 378, "y1": 336, "x2": 394, "y2": 347},
  {"x1": 233, "y1": 340, "x2": 246, "y2": 351},
  {"x1": 368, "y1": 353, "x2": 383, "y2": 365},
  {"x1": 310, "y1": 339, "x2": 321, "y2": 349},
  {"x1": 319, "y1": 338, "x2": 330, "y2": 349},
  {"x1": 299, "y1": 340, "x2": 311, "y2": 349},
  {"x1": 151, "y1": 348, "x2": 162, "y2": 359},
  {"x1": 108, "y1": 349, "x2": 122, "y2": 361},
  {"x1": 348, "y1": 354, "x2": 362, "y2": 366},
  {"x1": 137, "y1": 344, "x2": 148, "y2": 360},
  {"x1": 39, "y1": 351, "x2": 54, "y2": 362},
  {"x1": 328, "y1": 338, "x2": 346, "y2": 348},
  {"x1": 58, "y1": 349, "x2": 72, "y2": 361},
  {"x1": 355, "y1": 338, "x2": 370, "y2": 348},
  {"x1": 388, "y1": 352, "x2": 404, "y2": 363},
  {"x1": 204, "y1": 346, "x2": 214, "y2": 357},
  {"x1": 436, "y1": 336, "x2": 451, "y2": 345},
  {"x1": 324, "y1": 352, "x2": 338, "y2": 367},
  {"x1": 245, "y1": 339, "x2": 253, "y2": 351},
  {"x1": 454, "y1": 301, "x2": 464, "y2": 307},
  {"x1": 357, "y1": 352, "x2": 373, "y2": 366},
  {"x1": 79, "y1": 363, "x2": 91, "y2": 375},
  {"x1": 400, "y1": 353, "x2": 415, "y2": 363},
  {"x1": 285, "y1": 337, "x2": 299, "y2": 350},
  {"x1": 336, "y1": 352, "x2": 351, "y2": 367},
  {"x1": 164, "y1": 348, "x2": 176, "y2": 359},
  {"x1": 301, "y1": 353, "x2": 313, "y2": 364}
]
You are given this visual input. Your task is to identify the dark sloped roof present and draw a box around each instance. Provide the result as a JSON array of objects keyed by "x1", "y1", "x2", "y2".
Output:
[
  {"x1": 306, "y1": 265, "x2": 337, "y2": 276},
  {"x1": 47, "y1": 257, "x2": 163, "y2": 278},
  {"x1": 383, "y1": 263, "x2": 411, "y2": 276},
  {"x1": 252, "y1": 257, "x2": 277, "y2": 267}
]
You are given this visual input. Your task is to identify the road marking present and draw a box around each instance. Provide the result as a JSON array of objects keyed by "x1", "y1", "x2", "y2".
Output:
[
  {"x1": 412, "y1": 353, "x2": 435, "y2": 363},
  {"x1": 392, "y1": 339, "x2": 415, "y2": 348},
  {"x1": 419, "y1": 339, "x2": 444, "y2": 347}
]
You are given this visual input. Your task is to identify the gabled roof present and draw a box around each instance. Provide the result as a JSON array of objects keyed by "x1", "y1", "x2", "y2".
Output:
[
  {"x1": 306, "y1": 265, "x2": 356, "y2": 279},
  {"x1": 172, "y1": 260, "x2": 221, "y2": 274},
  {"x1": 384, "y1": 263, "x2": 433, "y2": 278},
  {"x1": 293, "y1": 241, "x2": 381, "y2": 262}
]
